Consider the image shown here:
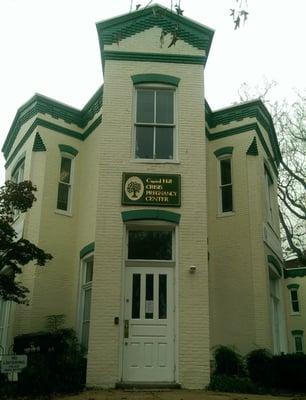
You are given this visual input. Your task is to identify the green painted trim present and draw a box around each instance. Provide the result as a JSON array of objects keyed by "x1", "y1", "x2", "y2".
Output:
[
  {"x1": 103, "y1": 51, "x2": 206, "y2": 65},
  {"x1": 2, "y1": 88, "x2": 103, "y2": 160},
  {"x1": 5, "y1": 115, "x2": 102, "y2": 169},
  {"x1": 206, "y1": 123, "x2": 278, "y2": 177},
  {"x1": 214, "y1": 146, "x2": 233, "y2": 158},
  {"x1": 121, "y1": 209, "x2": 181, "y2": 224},
  {"x1": 80, "y1": 242, "x2": 95, "y2": 259},
  {"x1": 292, "y1": 330, "x2": 304, "y2": 336},
  {"x1": 32, "y1": 132, "x2": 46, "y2": 152},
  {"x1": 11, "y1": 155, "x2": 25, "y2": 177},
  {"x1": 131, "y1": 73, "x2": 180, "y2": 87},
  {"x1": 287, "y1": 284, "x2": 300, "y2": 290},
  {"x1": 246, "y1": 137, "x2": 259, "y2": 156},
  {"x1": 264, "y1": 162, "x2": 275, "y2": 183},
  {"x1": 268, "y1": 255, "x2": 283, "y2": 277},
  {"x1": 96, "y1": 4, "x2": 214, "y2": 55},
  {"x1": 284, "y1": 268, "x2": 306, "y2": 278},
  {"x1": 206, "y1": 99, "x2": 281, "y2": 167},
  {"x1": 58, "y1": 144, "x2": 79, "y2": 156}
]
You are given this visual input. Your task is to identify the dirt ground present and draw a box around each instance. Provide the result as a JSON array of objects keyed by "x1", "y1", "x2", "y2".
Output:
[{"x1": 56, "y1": 390, "x2": 306, "y2": 400}]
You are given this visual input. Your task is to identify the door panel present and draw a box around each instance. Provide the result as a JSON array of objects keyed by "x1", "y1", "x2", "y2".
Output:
[{"x1": 123, "y1": 267, "x2": 174, "y2": 382}]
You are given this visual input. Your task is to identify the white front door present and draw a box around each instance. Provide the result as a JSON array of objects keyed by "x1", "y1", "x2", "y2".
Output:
[{"x1": 122, "y1": 267, "x2": 174, "y2": 382}]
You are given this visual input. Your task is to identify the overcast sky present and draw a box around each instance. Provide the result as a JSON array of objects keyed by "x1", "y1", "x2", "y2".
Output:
[{"x1": 1, "y1": 0, "x2": 305, "y2": 183}]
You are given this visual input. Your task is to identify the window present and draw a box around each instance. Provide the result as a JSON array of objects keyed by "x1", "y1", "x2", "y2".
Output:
[
  {"x1": 292, "y1": 331, "x2": 304, "y2": 353},
  {"x1": 0, "y1": 298, "x2": 11, "y2": 353},
  {"x1": 290, "y1": 289, "x2": 300, "y2": 313},
  {"x1": 79, "y1": 256, "x2": 93, "y2": 352},
  {"x1": 127, "y1": 228, "x2": 173, "y2": 261},
  {"x1": 11, "y1": 159, "x2": 25, "y2": 184},
  {"x1": 264, "y1": 165, "x2": 274, "y2": 225},
  {"x1": 219, "y1": 157, "x2": 233, "y2": 213},
  {"x1": 134, "y1": 88, "x2": 175, "y2": 160},
  {"x1": 56, "y1": 154, "x2": 73, "y2": 212}
]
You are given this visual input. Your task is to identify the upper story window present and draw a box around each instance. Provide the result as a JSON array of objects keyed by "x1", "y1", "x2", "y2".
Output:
[
  {"x1": 214, "y1": 147, "x2": 234, "y2": 214},
  {"x1": 11, "y1": 158, "x2": 25, "y2": 183},
  {"x1": 56, "y1": 145, "x2": 78, "y2": 214},
  {"x1": 287, "y1": 284, "x2": 300, "y2": 314},
  {"x1": 135, "y1": 88, "x2": 175, "y2": 161},
  {"x1": 264, "y1": 165, "x2": 275, "y2": 226}
]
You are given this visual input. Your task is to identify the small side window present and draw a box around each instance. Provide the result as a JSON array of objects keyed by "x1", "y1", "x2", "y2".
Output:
[
  {"x1": 11, "y1": 159, "x2": 25, "y2": 184},
  {"x1": 79, "y1": 256, "x2": 94, "y2": 353},
  {"x1": 292, "y1": 331, "x2": 304, "y2": 353},
  {"x1": 56, "y1": 154, "x2": 74, "y2": 212},
  {"x1": 219, "y1": 157, "x2": 233, "y2": 213}
]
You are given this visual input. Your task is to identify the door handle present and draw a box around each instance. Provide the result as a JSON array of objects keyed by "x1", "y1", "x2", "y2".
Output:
[{"x1": 124, "y1": 320, "x2": 129, "y2": 338}]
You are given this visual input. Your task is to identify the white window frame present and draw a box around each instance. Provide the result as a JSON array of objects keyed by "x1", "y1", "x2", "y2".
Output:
[
  {"x1": 217, "y1": 155, "x2": 234, "y2": 215},
  {"x1": 293, "y1": 333, "x2": 304, "y2": 353},
  {"x1": 55, "y1": 152, "x2": 75, "y2": 215},
  {"x1": 78, "y1": 254, "x2": 94, "y2": 354},
  {"x1": 289, "y1": 288, "x2": 300, "y2": 315},
  {"x1": 125, "y1": 221, "x2": 176, "y2": 267},
  {"x1": 133, "y1": 85, "x2": 177, "y2": 163},
  {"x1": 11, "y1": 158, "x2": 25, "y2": 220}
]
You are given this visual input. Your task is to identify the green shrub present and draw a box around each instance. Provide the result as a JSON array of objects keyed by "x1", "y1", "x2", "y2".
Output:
[
  {"x1": 246, "y1": 348, "x2": 273, "y2": 387},
  {"x1": 272, "y1": 353, "x2": 306, "y2": 391},
  {"x1": 207, "y1": 374, "x2": 259, "y2": 393},
  {"x1": 213, "y1": 345, "x2": 245, "y2": 377}
]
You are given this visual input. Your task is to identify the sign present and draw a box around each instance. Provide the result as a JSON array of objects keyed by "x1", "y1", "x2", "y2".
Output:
[
  {"x1": 1, "y1": 355, "x2": 27, "y2": 373},
  {"x1": 122, "y1": 173, "x2": 181, "y2": 207}
]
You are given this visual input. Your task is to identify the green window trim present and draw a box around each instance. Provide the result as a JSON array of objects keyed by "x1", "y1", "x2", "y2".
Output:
[
  {"x1": 214, "y1": 146, "x2": 233, "y2": 158},
  {"x1": 58, "y1": 144, "x2": 79, "y2": 156},
  {"x1": 264, "y1": 161, "x2": 274, "y2": 184},
  {"x1": 131, "y1": 74, "x2": 180, "y2": 87},
  {"x1": 287, "y1": 283, "x2": 300, "y2": 290},
  {"x1": 80, "y1": 242, "x2": 95, "y2": 259},
  {"x1": 267, "y1": 255, "x2": 283, "y2": 277},
  {"x1": 11, "y1": 155, "x2": 25, "y2": 178},
  {"x1": 121, "y1": 209, "x2": 181, "y2": 224},
  {"x1": 292, "y1": 330, "x2": 304, "y2": 336}
]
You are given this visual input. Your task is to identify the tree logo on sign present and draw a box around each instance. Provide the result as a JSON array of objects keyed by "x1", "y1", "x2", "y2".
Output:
[{"x1": 125, "y1": 176, "x2": 144, "y2": 201}]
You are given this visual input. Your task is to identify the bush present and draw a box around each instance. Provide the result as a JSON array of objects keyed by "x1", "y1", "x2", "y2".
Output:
[
  {"x1": 207, "y1": 374, "x2": 259, "y2": 393},
  {"x1": 272, "y1": 353, "x2": 306, "y2": 391},
  {"x1": 246, "y1": 348, "x2": 273, "y2": 388},
  {"x1": 213, "y1": 345, "x2": 245, "y2": 377},
  {"x1": 1, "y1": 328, "x2": 86, "y2": 396}
]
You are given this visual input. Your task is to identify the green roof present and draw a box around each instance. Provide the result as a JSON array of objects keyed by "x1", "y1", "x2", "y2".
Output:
[{"x1": 96, "y1": 4, "x2": 214, "y2": 65}]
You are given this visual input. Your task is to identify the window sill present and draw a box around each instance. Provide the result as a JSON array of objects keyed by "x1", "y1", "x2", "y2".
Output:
[
  {"x1": 54, "y1": 209, "x2": 72, "y2": 217},
  {"x1": 131, "y1": 158, "x2": 180, "y2": 164},
  {"x1": 290, "y1": 312, "x2": 301, "y2": 316},
  {"x1": 217, "y1": 211, "x2": 235, "y2": 218}
]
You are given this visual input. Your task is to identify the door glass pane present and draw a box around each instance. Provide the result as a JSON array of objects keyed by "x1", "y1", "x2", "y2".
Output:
[
  {"x1": 128, "y1": 230, "x2": 172, "y2": 260},
  {"x1": 220, "y1": 159, "x2": 231, "y2": 185},
  {"x1": 159, "y1": 274, "x2": 167, "y2": 319},
  {"x1": 156, "y1": 90, "x2": 173, "y2": 124},
  {"x1": 145, "y1": 274, "x2": 154, "y2": 319},
  {"x1": 137, "y1": 90, "x2": 154, "y2": 123},
  {"x1": 60, "y1": 157, "x2": 72, "y2": 183},
  {"x1": 83, "y1": 288, "x2": 92, "y2": 321},
  {"x1": 155, "y1": 127, "x2": 173, "y2": 159},
  {"x1": 57, "y1": 183, "x2": 69, "y2": 210},
  {"x1": 135, "y1": 126, "x2": 154, "y2": 158},
  {"x1": 132, "y1": 274, "x2": 141, "y2": 319}
]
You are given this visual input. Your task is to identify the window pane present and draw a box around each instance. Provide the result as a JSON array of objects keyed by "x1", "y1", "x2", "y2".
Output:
[
  {"x1": 137, "y1": 90, "x2": 154, "y2": 123},
  {"x1": 135, "y1": 126, "x2": 154, "y2": 159},
  {"x1": 295, "y1": 336, "x2": 303, "y2": 353},
  {"x1": 220, "y1": 159, "x2": 231, "y2": 185},
  {"x1": 145, "y1": 274, "x2": 154, "y2": 319},
  {"x1": 292, "y1": 301, "x2": 300, "y2": 313},
  {"x1": 60, "y1": 157, "x2": 72, "y2": 183},
  {"x1": 85, "y1": 260, "x2": 93, "y2": 283},
  {"x1": 221, "y1": 185, "x2": 233, "y2": 212},
  {"x1": 155, "y1": 127, "x2": 173, "y2": 159},
  {"x1": 132, "y1": 274, "x2": 141, "y2": 319},
  {"x1": 128, "y1": 230, "x2": 172, "y2": 260},
  {"x1": 83, "y1": 288, "x2": 92, "y2": 321},
  {"x1": 291, "y1": 290, "x2": 298, "y2": 301},
  {"x1": 156, "y1": 90, "x2": 173, "y2": 124},
  {"x1": 159, "y1": 274, "x2": 167, "y2": 319},
  {"x1": 57, "y1": 183, "x2": 69, "y2": 210},
  {"x1": 81, "y1": 321, "x2": 90, "y2": 351}
]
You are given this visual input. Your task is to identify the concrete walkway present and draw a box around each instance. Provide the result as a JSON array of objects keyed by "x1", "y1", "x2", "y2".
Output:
[{"x1": 57, "y1": 390, "x2": 303, "y2": 400}]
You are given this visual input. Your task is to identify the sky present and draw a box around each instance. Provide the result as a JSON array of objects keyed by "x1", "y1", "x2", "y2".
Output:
[{"x1": 0, "y1": 0, "x2": 305, "y2": 183}]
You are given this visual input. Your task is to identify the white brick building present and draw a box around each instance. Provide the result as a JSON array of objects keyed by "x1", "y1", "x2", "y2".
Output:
[{"x1": 1, "y1": 4, "x2": 287, "y2": 389}]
